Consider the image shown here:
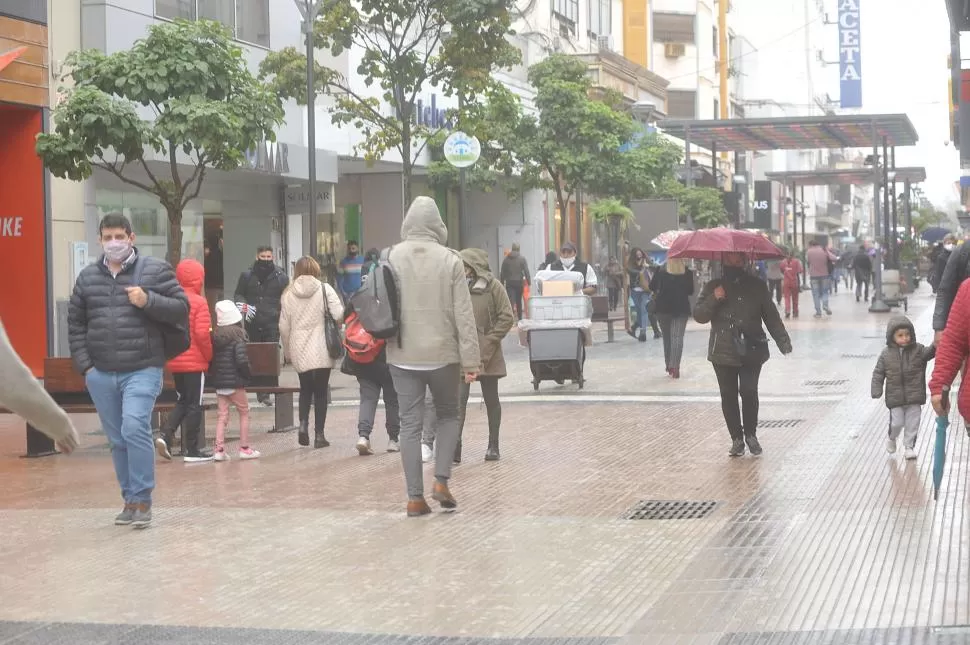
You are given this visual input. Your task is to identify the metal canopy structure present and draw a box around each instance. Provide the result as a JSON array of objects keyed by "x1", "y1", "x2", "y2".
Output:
[
  {"x1": 764, "y1": 166, "x2": 927, "y2": 187},
  {"x1": 657, "y1": 114, "x2": 919, "y2": 152}
]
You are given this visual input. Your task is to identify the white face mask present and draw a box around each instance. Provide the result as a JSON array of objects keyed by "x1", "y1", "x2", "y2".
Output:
[
  {"x1": 103, "y1": 239, "x2": 133, "y2": 263},
  {"x1": 561, "y1": 256, "x2": 576, "y2": 269},
  {"x1": 945, "y1": 244, "x2": 955, "y2": 252}
]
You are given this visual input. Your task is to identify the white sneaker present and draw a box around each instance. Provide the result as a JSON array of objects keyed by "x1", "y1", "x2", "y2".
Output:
[
  {"x1": 421, "y1": 443, "x2": 433, "y2": 463},
  {"x1": 904, "y1": 447, "x2": 918, "y2": 460},
  {"x1": 213, "y1": 450, "x2": 230, "y2": 462},
  {"x1": 356, "y1": 436, "x2": 374, "y2": 456},
  {"x1": 239, "y1": 447, "x2": 261, "y2": 460},
  {"x1": 387, "y1": 439, "x2": 400, "y2": 453},
  {"x1": 886, "y1": 438, "x2": 897, "y2": 454}
]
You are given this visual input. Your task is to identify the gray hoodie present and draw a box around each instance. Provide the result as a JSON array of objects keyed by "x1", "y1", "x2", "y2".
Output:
[{"x1": 387, "y1": 197, "x2": 480, "y2": 371}]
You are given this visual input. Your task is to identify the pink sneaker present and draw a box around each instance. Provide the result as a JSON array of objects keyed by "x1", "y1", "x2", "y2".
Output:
[
  {"x1": 213, "y1": 449, "x2": 230, "y2": 462},
  {"x1": 239, "y1": 447, "x2": 261, "y2": 460}
]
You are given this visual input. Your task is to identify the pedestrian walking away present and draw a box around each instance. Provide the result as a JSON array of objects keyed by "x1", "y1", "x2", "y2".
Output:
[
  {"x1": 279, "y1": 256, "x2": 345, "y2": 449},
  {"x1": 0, "y1": 317, "x2": 79, "y2": 454},
  {"x1": 693, "y1": 252, "x2": 792, "y2": 458},
  {"x1": 765, "y1": 258, "x2": 783, "y2": 306},
  {"x1": 500, "y1": 242, "x2": 531, "y2": 321},
  {"x1": 69, "y1": 213, "x2": 189, "y2": 529},
  {"x1": 779, "y1": 250, "x2": 803, "y2": 319},
  {"x1": 456, "y1": 248, "x2": 515, "y2": 462},
  {"x1": 872, "y1": 316, "x2": 936, "y2": 460},
  {"x1": 651, "y1": 258, "x2": 694, "y2": 378},
  {"x1": 606, "y1": 257, "x2": 624, "y2": 311},
  {"x1": 852, "y1": 245, "x2": 873, "y2": 303},
  {"x1": 806, "y1": 240, "x2": 836, "y2": 317},
  {"x1": 233, "y1": 246, "x2": 288, "y2": 405},
  {"x1": 386, "y1": 196, "x2": 480, "y2": 517},
  {"x1": 155, "y1": 259, "x2": 214, "y2": 462},
  {"x1": 209, "y1": 301, "x2": 259, "y2": 462}
]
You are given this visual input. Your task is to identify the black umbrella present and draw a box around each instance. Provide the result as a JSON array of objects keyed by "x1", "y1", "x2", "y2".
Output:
[{"x1": 921, "y1": 227, "x2": 951, "y2": 243}]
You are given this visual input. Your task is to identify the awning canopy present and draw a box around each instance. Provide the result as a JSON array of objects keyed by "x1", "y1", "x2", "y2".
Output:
[
  {"x1": 658, "y1": 114, "x2": 919, "y2": 152},
  {"x1": 764, "y1": 166, "x2": 927, "y2": 187}
]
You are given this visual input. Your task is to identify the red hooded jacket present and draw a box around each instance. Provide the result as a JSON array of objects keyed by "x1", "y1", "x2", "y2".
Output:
[
  {"x1": 167, "y1": 259, "x2": 213, "y2": 373},
  {"x1": 930, "y1": 279, "x2": 970, "y2": 419}
]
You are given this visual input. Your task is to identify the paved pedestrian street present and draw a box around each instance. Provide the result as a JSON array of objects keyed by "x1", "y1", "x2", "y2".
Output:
[{"x1": 3, "y1": 288, "x2": 970, "y2": 644}]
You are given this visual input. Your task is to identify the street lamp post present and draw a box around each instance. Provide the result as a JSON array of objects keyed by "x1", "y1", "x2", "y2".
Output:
[
  {"x1": 869, "y1": 125, "x2": 890, "y2": 313},
  {"x1": 294, "y1": 0, "x2": 326, "y2": 259}
]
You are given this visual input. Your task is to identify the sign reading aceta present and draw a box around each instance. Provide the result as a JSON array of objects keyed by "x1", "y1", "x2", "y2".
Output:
[
  {"x1": 443, "y1": 131, "x2": 481, "y2": 169},
  {"x1": 838, "y1": 0, "x2": 861, "y2": 109}
]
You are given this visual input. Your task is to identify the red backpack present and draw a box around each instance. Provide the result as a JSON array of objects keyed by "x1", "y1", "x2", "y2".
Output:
[{"x1": 342, "y1": 311, "x2": 385, "y2": 364}]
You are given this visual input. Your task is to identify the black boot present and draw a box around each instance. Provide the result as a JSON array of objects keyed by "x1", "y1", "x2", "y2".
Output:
[
  {"x1": 745, "y1": 431, "x2": 763, "y2": 456},
  {"x1": 485, "y1": 440, "x2": 500, "y2": 461},
  {"x1": 314, "y1": 429, "x2": 330, "y2": 449},
  {"x1": 298, "y1": 420, "x2": 310, "y2": 447},
  {"x1": 485, "y1": 415, "x2": 501, "y2": 461}
]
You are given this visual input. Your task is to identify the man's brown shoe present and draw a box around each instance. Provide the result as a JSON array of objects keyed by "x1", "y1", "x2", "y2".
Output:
[
  {"x1": 407, "y1": 498, "x2": 432, "y2": 517},
  {"x1": 431, "y1": 482, "x2": 457, "y2": 510}
]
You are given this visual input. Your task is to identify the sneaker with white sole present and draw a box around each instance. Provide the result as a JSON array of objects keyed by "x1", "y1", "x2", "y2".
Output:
[
  {"x1": 213, "y1": 449, "x2": 230, "y2": 462},
  {"x1": 239, "y1": 447, "x2": 261, "y2": 460},
  {"x1": 904, "y1": 447, "x2": 918, "y2": 460},
  {"x1": 421, "y1": 443, "x2": 433, "y2": 463},
  {"x1": 184, "y1": 449, "x2": 214, "y2": 463},
  {"x1": 886, "y1": 438, "x2": 897, "y2": 454},
  {"x1": 387, "y1": 439, "x2": 400, "y2": 453},
  {"x1": 356, "y1": 436, "x2": 374, "y2": 456}
]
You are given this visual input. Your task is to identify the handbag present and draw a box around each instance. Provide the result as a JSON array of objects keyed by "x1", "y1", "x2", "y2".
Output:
[
  {"x1": 131, "y1": 257, "x2": 191, "y2": 359},
  {"x1": 321, "y1": 283, "x2": 344, "y2": 360}
]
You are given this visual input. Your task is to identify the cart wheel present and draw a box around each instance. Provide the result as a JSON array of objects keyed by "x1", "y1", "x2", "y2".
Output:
[{"x1": 533, "y1": 380, "x2": 540, "y2": 391}]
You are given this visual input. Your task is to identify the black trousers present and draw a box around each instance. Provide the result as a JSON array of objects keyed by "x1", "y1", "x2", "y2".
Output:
[
  {"x1": 608, "y1": 287, "x2": 620, "y2": 310},
  {"x1": 506, "y1": 283, "x2": 524, "y2": 320},
  {"x1": 457, "y1": 376, "x2": 501, "y2": 445},
  {"x1": 163, "y1": 372, "x2": 205, "y2": 451},
  {"x1": 298, "y1": 368, "x2": 332, "y2": 432},
  {"x1": 713, "y1": 363, "x2": 763, "y2": 439},
  {"x1": 768, "y1": 279, "x2": 782, "y2": 304}
]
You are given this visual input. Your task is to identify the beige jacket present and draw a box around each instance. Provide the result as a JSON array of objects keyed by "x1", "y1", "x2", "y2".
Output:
[
  {"x1": 387, "y1": 197, "x2": 480, "y2": 371},
  {"x1": 0, "y1": 318, "x2": 79, "y2": 451},
  {"x1": 279, "y1": 276, "x2": 345, "y2": 373}
]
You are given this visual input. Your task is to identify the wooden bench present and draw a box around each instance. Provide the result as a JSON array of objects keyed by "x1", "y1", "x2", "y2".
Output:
[
  {"x1": 1, "y1": 358, "x2": 178, "y2": 458},
  {"x1": 203, "y1": 343, "x2": 300, "y2": 434},
  {"x1": 590, "y1": 295, "x2": 623, "y2": 342}
]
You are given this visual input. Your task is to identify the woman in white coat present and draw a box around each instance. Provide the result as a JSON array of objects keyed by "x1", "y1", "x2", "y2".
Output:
[{"x1": 280, "y1": 256, "x2": 345, "y2": 448}]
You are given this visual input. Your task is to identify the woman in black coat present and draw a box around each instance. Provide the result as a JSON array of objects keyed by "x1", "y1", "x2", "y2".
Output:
[{"x1": 650, "y1": 258, "x2": 695, "y2": 378}]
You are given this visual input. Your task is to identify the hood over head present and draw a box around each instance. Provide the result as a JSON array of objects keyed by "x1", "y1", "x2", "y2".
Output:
[
  {"x1": 885, "y1": 315, "x2": 915, "y2": 346},
  {"x1": 176, "y1": 259, "x2": 205, "y2": 295},
  {"x1": 460, "y1": 248, "x2": 493, "y2": 280},
  {"x1": 290, "y1": 274, "x2": 324, "y2": 299},
  {"x1": 401, "y1": 196, "x2": 447, "y2": 244}
]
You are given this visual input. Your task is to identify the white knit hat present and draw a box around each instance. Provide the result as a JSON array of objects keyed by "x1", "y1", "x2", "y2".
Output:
[{"x1": 215, "y1": 300, "x2": 242, "y2": 326}]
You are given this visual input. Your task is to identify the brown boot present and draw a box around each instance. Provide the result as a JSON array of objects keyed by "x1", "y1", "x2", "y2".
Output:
[
  {"x1": 432, "y1": 481, "x2": 457, "y2": 510},
  {"x1": 407, "y1": 498, "x2": 432, "y2": 517}
]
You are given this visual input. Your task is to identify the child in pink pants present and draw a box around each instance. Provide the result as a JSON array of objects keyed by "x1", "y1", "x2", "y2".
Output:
[{"x1": 210, "y1": 301, "x2": 260, "y2": 461}]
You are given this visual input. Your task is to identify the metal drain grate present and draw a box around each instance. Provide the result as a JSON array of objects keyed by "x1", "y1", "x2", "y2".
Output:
[
  {"x1": 623, "y1": 500, "x2": 718, "y2": 520},
  {"x1": 759, "y1": 419, "x2": 804, "y2": 429},
  {"x1": 841, "y1": 353, "x2": 875, "y2": 359},
  {"x1": 804, "y1": 379, "x2": 849, "y2": 387}
]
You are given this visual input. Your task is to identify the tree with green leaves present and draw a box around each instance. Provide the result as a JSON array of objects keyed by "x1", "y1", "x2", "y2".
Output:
[
  {"x1": 659, "y1": 180, "x2": 728, "y2": 229},
  {"x1": 510, "y1": 54, "x2": 638, "y2": 243},
  {"x1": 35, "y1": 20, "x2": 284, "y2": 265},
  {"x1": 258, "y1": 0, "x2": 520, "y2": 204},
  {"x1": 589, "y1": 133, "x2": 683, "y2": 204}
]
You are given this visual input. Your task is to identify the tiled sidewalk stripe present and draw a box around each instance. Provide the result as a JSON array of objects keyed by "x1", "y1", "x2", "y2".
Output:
[
  {"x1": 0, "y1": 621, "x2": 619, "y2": 644},
  {"x1": 621, "y1": 303, "x2": 939, "y2": 642},
  {"x1": 718, "y1": 625, "x2": 970, "y2": 644}
]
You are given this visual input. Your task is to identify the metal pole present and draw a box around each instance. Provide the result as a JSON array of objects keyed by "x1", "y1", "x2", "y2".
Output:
[
  {"x1": 904, "y1": 179, "x2": 912, "y2": 236},
  {"x1": 685, "y1": 127, "x2": 693, "y2": 188},
  {"x1": 890, "y1": 146, "x2": 898, "y2": 269},
  {"x1": 882, "y1": 139, "x2": 891, "y2": 270},
  {"x1": 800, "y1": 185, "x2": 807, "y2": 289},
  {"x1": 870, "y1": 124, "x2": 889, "y2": 312},
  {"x1": 303, "y1": 0, "x2": 319, "y2": 261},
  {"x1": 459, "y1": 167, "x2": 468, "y2": 248},
  {"x1": 790, "y1": 182, "x2": 796, "y2": 247}
]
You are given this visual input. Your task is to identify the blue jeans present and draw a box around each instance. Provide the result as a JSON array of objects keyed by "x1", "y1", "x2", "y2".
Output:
[
  {"x1": 632, "y1": 290, "x2": 650, "y2": 332},
  {"x1": 85, "y1": 366, "x2": 164, "y2": 504},
  {"x1": 810, "y1": 277, "x2": 830, "y2": 314}
]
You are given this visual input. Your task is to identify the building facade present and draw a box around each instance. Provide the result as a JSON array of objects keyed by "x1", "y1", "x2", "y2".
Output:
[{"x1": 0, "y1": 1, "x2": 50, "y2": 375}]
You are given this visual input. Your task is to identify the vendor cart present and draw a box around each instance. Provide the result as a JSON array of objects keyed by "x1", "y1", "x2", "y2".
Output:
[{"x1": 528, "y1": 327, "x2": 586, "y2": 390}]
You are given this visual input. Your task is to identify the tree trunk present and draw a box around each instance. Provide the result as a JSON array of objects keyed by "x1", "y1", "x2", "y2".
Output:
[{"x1": 166, "y1": 206, "x2": 183, "y2": 266}]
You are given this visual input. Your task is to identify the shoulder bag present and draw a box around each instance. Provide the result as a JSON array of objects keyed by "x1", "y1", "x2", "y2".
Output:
[{"x1": 321, "y1": 283, "x2": 345, "y2": 360}]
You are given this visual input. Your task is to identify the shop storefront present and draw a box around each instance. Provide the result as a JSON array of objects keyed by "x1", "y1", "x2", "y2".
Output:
[{"x1": 0, "y1": 10, "x2": 49, "y2": 376}]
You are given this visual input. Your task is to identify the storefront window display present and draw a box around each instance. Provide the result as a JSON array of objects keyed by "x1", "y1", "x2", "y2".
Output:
[{"x1": 95, "y1": 189, "x2": 204, "y2": 262}]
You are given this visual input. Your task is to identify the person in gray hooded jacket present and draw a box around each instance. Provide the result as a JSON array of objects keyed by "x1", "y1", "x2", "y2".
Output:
[
  {"x1": 872, "y1": 315, "x2": 936, "y2": 460},
  {"x1": 387, "y1": 196, "x2": 480, "y2": 517}
]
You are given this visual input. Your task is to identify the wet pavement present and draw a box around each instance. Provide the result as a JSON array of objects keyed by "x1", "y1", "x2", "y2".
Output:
[{"x1": 1, "y1": 286, "x2": 967, "y2": 644}]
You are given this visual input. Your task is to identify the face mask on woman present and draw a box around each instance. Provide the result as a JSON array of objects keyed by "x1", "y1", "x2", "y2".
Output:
[{"x1": 945, "y1": 243, "x2": 955, "y2": 252}]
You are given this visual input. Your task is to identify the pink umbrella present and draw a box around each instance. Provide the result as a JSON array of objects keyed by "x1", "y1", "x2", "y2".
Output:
[{"x1": 667, "y1": 228, "x2": 785, "y2": 261}]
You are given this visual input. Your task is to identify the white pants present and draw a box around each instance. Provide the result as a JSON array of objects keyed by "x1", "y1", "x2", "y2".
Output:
[{"x1": 889, "y1": 405, "x2": 921, "y2": 449}]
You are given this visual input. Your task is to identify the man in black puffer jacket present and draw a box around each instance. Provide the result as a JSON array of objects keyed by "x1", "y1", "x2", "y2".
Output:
[
  {"x1": 68, "y1": 213, "x2": 188, "y2": 529},
  {"x1": 933, "y1": 240, "x2": 970, "y2": 343}
]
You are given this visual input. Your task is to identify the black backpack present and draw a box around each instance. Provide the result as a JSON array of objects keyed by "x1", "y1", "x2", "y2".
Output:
[
  {"x1": 350, "y1": 247, "x2": 400, "y2": 342},
  {"x1": 131, "y1": 257, "x2": 191, "y2": 360}
]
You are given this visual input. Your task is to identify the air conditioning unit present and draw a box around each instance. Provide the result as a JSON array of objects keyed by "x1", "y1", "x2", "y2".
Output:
[
  {"x1": 665, "y1": 43, "x2": 686, "y2": 58},
  {"x1": 597, "y1": 35, "x2": 613, "y2": 52}
]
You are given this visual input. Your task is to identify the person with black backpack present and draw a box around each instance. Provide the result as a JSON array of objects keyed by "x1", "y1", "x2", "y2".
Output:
[
  {"x1": 233, "y1": 246, "x2": 288, "y2": 405},
  {"x1": 68, "y1": 213, "x2": 189, "y2": 529}
]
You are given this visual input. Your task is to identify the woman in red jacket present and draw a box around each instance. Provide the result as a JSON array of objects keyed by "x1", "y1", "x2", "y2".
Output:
[
  {"x1": 930, "y1": 279, "x2": 970, "y2": 422},
  {"x1": 156, "y1": 259, "x2": 214, "y2": 462}
]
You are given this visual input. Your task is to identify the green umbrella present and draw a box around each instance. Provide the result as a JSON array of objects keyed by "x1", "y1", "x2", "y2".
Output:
[{"x1": 933, "y1": 387, "x2": 951, "y2": 501}]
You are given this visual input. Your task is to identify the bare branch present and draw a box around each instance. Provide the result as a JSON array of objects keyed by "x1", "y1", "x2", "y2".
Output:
[
  {"x1": 138, "y1": 157, "x2": 163, "y2": 191},
  {"x1": 93, "y1": 159, "x2": 157, "y2": 194}
]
